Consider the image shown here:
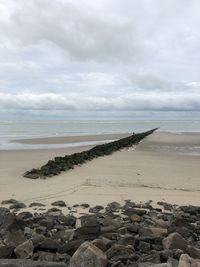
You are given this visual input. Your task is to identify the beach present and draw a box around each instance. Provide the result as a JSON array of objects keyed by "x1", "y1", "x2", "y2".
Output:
[{"x1": 0, "y1": 131, "x2": 199, "y2": 209}]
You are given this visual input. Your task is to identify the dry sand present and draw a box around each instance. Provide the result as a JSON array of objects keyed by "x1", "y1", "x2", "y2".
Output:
[{"x1": 0, "y1": 132, "x2": 200, "y2": 209}]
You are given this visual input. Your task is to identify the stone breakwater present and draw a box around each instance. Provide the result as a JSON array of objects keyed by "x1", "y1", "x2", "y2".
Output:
[
  {"x1": 23, "y1": 128, "x2": 158, "y2": 179},
  {"x1": 0, "y1": 199, "x2": 200, "y2": 266}
]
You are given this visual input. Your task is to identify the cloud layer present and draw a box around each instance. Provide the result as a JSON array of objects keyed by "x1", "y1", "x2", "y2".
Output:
[{"x1": 0, "y1": 0, "x2": 200, "y2": 118}]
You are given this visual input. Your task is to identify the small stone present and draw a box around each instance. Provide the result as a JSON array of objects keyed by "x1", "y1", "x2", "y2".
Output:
[
  {"x1": 51, "y1": 200, "x2": 66, "y2": 207},
  {"x1": 130, "y1": 214, "x2": 141, "y2": 222},
  {"x1": 9, "y1": 202, "x2": 26, "y2": 210},
  {"x1": 29, "y1": 202, "x2": 45, "y2": 207}
]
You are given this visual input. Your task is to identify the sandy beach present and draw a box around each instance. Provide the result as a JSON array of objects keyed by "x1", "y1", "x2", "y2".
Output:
[{"x1": 0, "y1": 132, "x2": 200, "y2": 209}]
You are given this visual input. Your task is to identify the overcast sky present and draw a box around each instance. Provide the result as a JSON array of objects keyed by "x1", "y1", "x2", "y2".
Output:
[{"x1": 0, "y1": 0, "x2": 200, "y2": 119}]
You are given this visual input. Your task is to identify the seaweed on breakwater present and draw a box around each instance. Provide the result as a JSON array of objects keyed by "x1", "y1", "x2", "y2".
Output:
[{"x1": 23, "y1": 128, "x2": 158, "y2": 179}]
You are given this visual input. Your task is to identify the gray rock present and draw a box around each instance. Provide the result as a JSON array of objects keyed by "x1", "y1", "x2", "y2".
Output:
[
  {"x1": 69, "y1": 241, "x2": 107, "y2": 267},
  {"x1": 29, "y1": 202, "x2": 45, "y2": 207},
  {"x1": 38, "y1": 238, "x2": 59, "y2": 252},
  {"x1": 0, "y1": 259, "x2": 68, "y2": 266},
  {"x1": 33, "y1": 251, "x2": 70, "y2": 263},
  {"x1": 4, "y1": 231, "x2": 26, "y2": 247},
  {"x1": 51, "y1": 201, "x2": 66, "y2": 207},
  {"x1": 9, "y1": 202, "x2": 26, "y2": 210},
  {"x1": 178, "y1": 253, "x2": 200, "y2": 267},
  {"x1": 139, "y1": 227, "x2": 168, "y2": 238},
  {"x1": 74, "y1": 216, "x2": 100, "y2": 240},
  {"x1": 89, "y1": 205, "x2": 104, "y2": 213},
  {"x1": 106, "y1": 244, "x2": 135, "y2": 261},
  {"x1": 17, "y1": 212, "x2": 32, "y2": 221},
  {"x1": 186, "y1": 245, "x2": 200, "y2": 259},
  {"x1": 106, "y1": 202, "x2": 121, "y2": 212},
  {"x1": 14, "y1": 240, "x2": 34, "y2": 259},
  {"x1": 58, "y1": 239, "x2": 84, "y2": 256},
  {"x1": 0, "y1": 245, "x2": 13, "y2": 258},
  {"x1": 1, "y1": 199, "x2": 19, "y2": 205},
  {"x1": 92, "y1": 238, "x2": 107, "y2": 252},
  {"x1": 31, "y1": 234, "x2": 45, "y2": 248},
  {"x1": 163, "y1": 232, "x2": 188, "y2": 250},
  {"x1": 0, "y1": 212, "x2": 16, "y2": 230}
]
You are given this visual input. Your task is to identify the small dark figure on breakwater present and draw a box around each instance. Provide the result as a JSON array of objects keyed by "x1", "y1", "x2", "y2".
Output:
[{"x1": 24, "y1": 128, "x2": 158, "y2": 179}]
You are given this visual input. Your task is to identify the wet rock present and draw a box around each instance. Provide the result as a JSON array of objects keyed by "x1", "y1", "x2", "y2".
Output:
[
  {"x1": 17, "y1": 211, "x2": 32, "y2": 220},
  {"x1": 9, "y1": 202, "x2": 26, "y2": 210},
  {"x1": 14, "y1": 240, "x2": 34, "y2": 259},
  {"x1": 24, "y1": 169, "x2": 40, "y2": 179},
  {"x1": 1, "y1": 199, "x2": 19, "y2": 205},
  {"x1": 29, "y1": 202, "x2": 45, "y2": 207},
  {"x1": 69, "y1": 241, "x2": 108, "y2": 267},
  {"x1": 89, "y1": 205, "x2": 104, "y2": 213},
  {"x1": 59, "y1": 214, "x2": 76, "y2": 227},
  {"x1": 106, "y1": 202, "x2": 121, "y2": 212},
  {"x1": 163, "y1": 232, "x2": 188, "y2": 250},
  {"x1": 124, "y1": 208, "x2": 147, "y2": 217},
  {"x1": 51, "y1": 201, "x2": 66, "y2": 207}
]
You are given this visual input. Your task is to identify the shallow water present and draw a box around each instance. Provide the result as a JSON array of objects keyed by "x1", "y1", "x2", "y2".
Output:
[{"x1": 0, "y1": 120, "x2": 200, "y2": 151}]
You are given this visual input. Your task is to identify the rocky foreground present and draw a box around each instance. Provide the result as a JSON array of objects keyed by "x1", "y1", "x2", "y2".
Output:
[{"x1": 0, "y1": 199, "x2": 200, "y2": 267}]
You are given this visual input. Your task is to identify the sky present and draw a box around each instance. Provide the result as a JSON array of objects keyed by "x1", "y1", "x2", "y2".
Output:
[{"x1": 0, "y1": 0, "x2": 200, "y2": 120}]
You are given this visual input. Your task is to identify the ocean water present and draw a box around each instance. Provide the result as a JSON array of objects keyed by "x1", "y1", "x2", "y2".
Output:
[{"x1": 0, "y1": 120, "x2": 200, "y2": 151}]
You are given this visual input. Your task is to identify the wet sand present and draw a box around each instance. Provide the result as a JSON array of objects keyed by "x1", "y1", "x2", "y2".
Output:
[{"x1": 0, "y1": 132, "x2": 200, "y2": 208}]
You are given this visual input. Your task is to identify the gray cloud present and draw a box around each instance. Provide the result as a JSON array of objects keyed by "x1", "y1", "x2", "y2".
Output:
[
  {"x1": 0, "y1": 91, "x2": 199, "y2": 112},
  {"x1": 0, "y1": 0, "x2": 200, "y2": 118}
]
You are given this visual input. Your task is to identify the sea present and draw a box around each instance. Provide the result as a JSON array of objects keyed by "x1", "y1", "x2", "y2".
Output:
[{"x1": 0, "y1": 120, "x2": 200, "y2": 153}]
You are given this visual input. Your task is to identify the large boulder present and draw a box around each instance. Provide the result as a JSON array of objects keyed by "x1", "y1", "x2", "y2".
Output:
[
  {"x1": 73, "y1": 216, "x2": 100, "y2": 240},
  {"x1": 4, "y1": 231, "x2": 26, "y2": 247},
  {"x1": 178, "y1": 253, "x2": 200, "y2": 267},
  {"x1": 14, "y1": 240, "x2": 34, "y2": 259},
  {"x1": 69, "y1": 241, "x2": 107, "y2": 267},
  {"x1": 162, "y1": 232, "x2": 188, "y2": 250}
]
